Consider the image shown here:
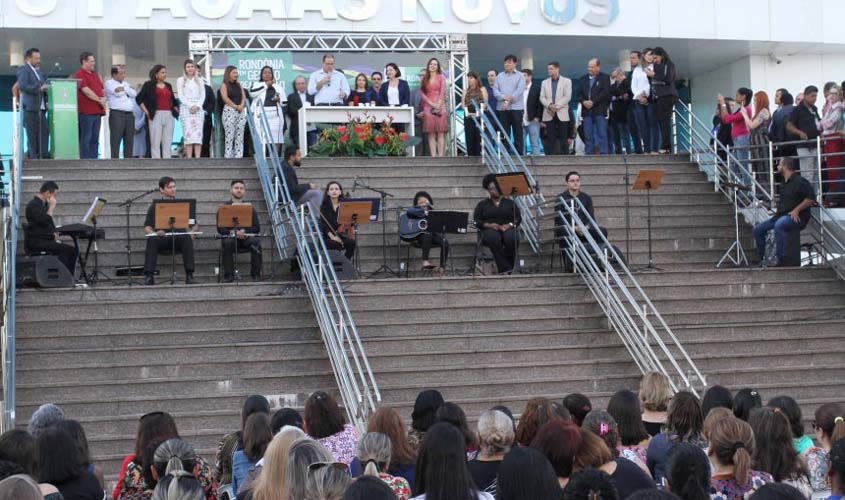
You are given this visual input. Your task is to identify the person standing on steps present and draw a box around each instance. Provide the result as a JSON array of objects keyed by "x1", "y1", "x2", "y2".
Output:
[
  {"x1": 577, "y1": 58, "x2": 611, "y2": 155},
  {"x1": 136, "y1": 64, "x2": 179, "y2": 159},
  {"x1": 142, "y1": 176, "x2": 197, "y2": 285},
  {"x1": 104, "y1": 65, "x2": 137, "y2": 159},
  {"x1": 176, "y1": 59, "x2": 206, "y2": 159},
  {"x1": 493, "y1": 54, "x2": 526, "y2": 155},
  {"x1": 74, "y1": 51, "x2": 107, "y2": 159}
]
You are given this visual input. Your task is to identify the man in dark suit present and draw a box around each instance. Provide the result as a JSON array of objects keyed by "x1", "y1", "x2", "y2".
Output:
[
  {"x1": 201, "y1": 83, "x2": 215, "y2": 157},
  {"x1": 577, "y1": 58, "x2": 611, "y2": 155},
  {"x1": 523, "y1": 69, "x2": 544, "y2": 156},
  {"x1": 16, "y1": 48, "x2": 50, "y2": 159},
  {"x1": 286, "y1": 75, "x2": 316, "y2": 149}
]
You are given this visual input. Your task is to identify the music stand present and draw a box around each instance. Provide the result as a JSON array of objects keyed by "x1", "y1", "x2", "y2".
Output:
[
  {"x1": 494, "y1": 172, "x2": 531, "y2": 272},
  {"x1": 338, "y1": 200, "x2": 373, "y2": 273},
  {"x1": 218, "y1": 204, "x2": 255, "y2": 283},
  {"x1": 82, "y1": 197, "x2": 108, "y2": 284},
  {"x1": 425, "y1": 210, "x2": 469, "y2": 272},
  {"x1": 153, "y1": 200, "x2": 191, "y2": 284},
  {"x1": 716, "y1": 182, "x2": 750, "y2": 268},
  {"x1": 632, "y1": 169, "x2": 665, "y2": 271}
]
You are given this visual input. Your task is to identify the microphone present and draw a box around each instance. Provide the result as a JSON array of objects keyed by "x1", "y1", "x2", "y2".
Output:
[{"x1": 45, "y1": 62, "x2": 62, "y2": 80}]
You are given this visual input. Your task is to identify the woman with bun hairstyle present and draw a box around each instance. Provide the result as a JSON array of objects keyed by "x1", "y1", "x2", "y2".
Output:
[
  {"x1": 806, "y1": 403, "x2": 845, "y2": 492},
  {"x1": 468, "y1": 410, "x2": 514, "y2": 495},
  {"x1": 708, "y1": 416, "x2": 773, "y2": 500}
]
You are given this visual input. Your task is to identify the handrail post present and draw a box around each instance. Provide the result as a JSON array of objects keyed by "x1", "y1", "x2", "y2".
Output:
[
  {"x1": 817, "y1": 136, "x2": 823, "y2": 206},
  {"x1": 671, "y1": 111, "x2": 678, "y2": 154},
  {"x1": 768, "y1": 141, "x2": 775, "y2": 203}
]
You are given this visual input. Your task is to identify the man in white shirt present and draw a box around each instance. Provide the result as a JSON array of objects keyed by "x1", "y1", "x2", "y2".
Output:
[
  {"x1": 629, "y1": 51, "x2": 652, "y2": 153},
  {"x1": 104, "y1": 65, "x2": 137, "y2": 158},
  {"x1": 307, "y1": 54, "x2": 350, "y2": 106}
]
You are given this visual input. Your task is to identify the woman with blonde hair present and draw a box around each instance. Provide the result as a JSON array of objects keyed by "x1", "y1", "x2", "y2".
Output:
[
  {"x1": 639, "y1": 372, "x2": 674, "y2": 437},
  {"x1": 708, "y1": 416, "x2": 772, "y2": 500},
  {"x1": 356, "y1": 432, "x2": 410, "y2": 500},
  {"x1": 468, "y1": 409, "x2": 515, "y2": 495},
  {"x1": 242, "y1": 426, "x2": 306, "y2": 500}
]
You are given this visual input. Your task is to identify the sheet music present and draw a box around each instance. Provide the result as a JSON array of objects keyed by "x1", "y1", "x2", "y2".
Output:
[{"x1": 82, "y1": 197, "x2": 107, "y2": 224}]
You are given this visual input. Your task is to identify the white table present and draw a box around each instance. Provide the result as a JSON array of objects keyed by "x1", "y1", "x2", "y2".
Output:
[{"x1": 298, "y1": 105, "x2": 416, "y2": 157}]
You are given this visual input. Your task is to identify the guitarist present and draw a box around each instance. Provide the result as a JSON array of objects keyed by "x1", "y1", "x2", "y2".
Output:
[{"x1": 401, "y1": 191, "x2": 450, "y2": 270}]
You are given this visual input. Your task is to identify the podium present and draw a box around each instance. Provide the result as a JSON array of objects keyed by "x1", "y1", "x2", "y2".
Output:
[{"x1": 48, "y1": 79, "x2": 80, "y2": 160}]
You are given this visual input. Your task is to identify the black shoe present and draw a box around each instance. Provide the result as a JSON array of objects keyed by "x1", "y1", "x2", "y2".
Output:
[
  {"x1": 185, "y1": 274, "x2": 197, "y2": 285},
  {"x1": 143, "y1": 275, "x2": 155, "y2": 286}
]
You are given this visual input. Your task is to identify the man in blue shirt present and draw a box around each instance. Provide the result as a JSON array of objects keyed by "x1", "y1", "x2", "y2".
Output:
[
  {"x1": 307, "y1": 54, "x2": 350, "y2": 106},
  {"x1": 493, "y1": 54, "x2": 526, "y2": 155}
]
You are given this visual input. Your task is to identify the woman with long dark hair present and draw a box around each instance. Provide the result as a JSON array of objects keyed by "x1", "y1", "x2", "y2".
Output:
[
  {"x1": 496, "y1": 447, "x2": 561, "y2": 500},
  {"x1": 409, "y1": 390, "x2": 444, "y2": 451},
  {"x1": 36, "y1": 427, "x2": 102, "y2": 500},
  {"x1": 748, "y1": 408, "x2": 812, "y2": 497},
  {"x1": 733, "y1": 389, "x2": 762, "y2": 422},
  {"x1": 607, "y1": 390, "x2": 651, "y2": 465},
  {"x1": 347, "y1": 73, "x2": 377, "y2": 106},
  {"x1": 355, "y1": 407, "x2": 416, "y2": 490},
  {"x1": 420, "y1": 57, "x2": 448, "y2": 157},
  {"x1": 319, "y1": 182, "x2": 356, "y2": 261},
  {"x1": 305, "y1": 391, "x2": 358, "y2": 465},
  {"x1": 136, "y1": 64, "x2": 179, "y2": 158},
  {"x1": 665, "y1": 443, "x2": 710, "y2": 500},
  {"x1": 462, "y1": 71, "x2": 488, "y2": 156},
  {"x1": 702, "y1": 386, "x2": 734, "y2": 419},
  {"x1": 220, "y1": 65, "x2": 247, "y2": 158},
  {"x1": 232, "y1": 413, "x2": 272, "y2": 496},
  {"x1": 411, "y1": 422, "x2": 492, "y2": 500},
  {"x1": 648, "y1": 47, "x2": 678, "y2": 154},
  {"x1": 646, "y1": 391, "x2": 705, "y2": 484}
]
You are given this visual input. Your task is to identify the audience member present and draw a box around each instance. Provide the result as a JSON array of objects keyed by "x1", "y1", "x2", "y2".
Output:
[
  {"x1": 733, "y1": 389, "x2": 762, "y2": 422},
  {"x1": 305, "y1": 462, "x2": 351, "y2": 500},
  {"x1": 114, "y1": 411, "x2": 177, "y2": 499},
  {"x1": 0, "y1": 474, "x2": 43, "y2": 500},
  {"x1": 462, "y1": 71, "x2": 489, "y2": 156},
  {"x1": 650, "y1": 47, "x2": 678, "y2": 154},
  {"x1": 409, "y1": 390, "x2": 444, "y2": 451},
  {"x1": 342, "y1": 475, "x2": 399, "y2": 500},
  {"x1": 240, "y1": 426, "x2": 306, "y2": 500},
  {"x1": 17, "y1": 47, "x2": 50, "y2": 159},
  {"x1": 827, "y1": 439, "x2": 845, "y2": 500},
  {"x1": 248, "y1": 65, "x2": 285, "y2": 154},
  {"x1": 609, "y1": 68, "x2": 632, "y2": 154},
  {"x1": 151, "y1": 471, "x2": 205, "y2": 500},
  {"x1": 493, "y1": 54, "x2": 526, "y2": 155},
  {"x1": 55, "y1": 420, "x2": 104, "y2": 488},
  {"x1": 748, "y1": 408, "x2": 812, "y2": 497},
  {"x1": 355, "y1": 432, "x2": 411, "y2": 500},
  {"x1": 347, "y1": 73, "x2": 377, "y2": 106},
  {"x1": 176, "y1": 59, "x2": 206, "y2": 158},
  {"x1": 232, "y1": 413, "x2": 272, "y2": 496},
  {"x1": 136, "y1": 64, "x2": 178, "y2": 159},
  {"x1": 583, "y1": 410, "x2": 651, "y2": 477},
  {"x1": 564, "y1": 393, "x2": 593, "y2": 427},
  {"x1": 215, "y1": 395, "x2": 270, "y2": 489},
  {"x1": 647, "y1": 391, "x2": 706, "y2": 484},
  {"x1": 220, "y1": 65, "x2": 248, "y2": 158},
  {"x1": 563, "y1": 468, "x2": 619, "y2": 500},
  {"x1": 74, "y1": 51, "x2": 106, "y2": 159},
  {"x1": 491, "y1": 405, "x2": 518, "y2": 435},
  {"x1": 496, "y1": 447, "x2": 562, "y2": 500},
  {"x1": 740, "y1": 91, "x2": 772, "y2": 183},
  {"x1": 540, "y1": 61, "x2": 573, "y2": 155},
  {"x1": 608, "y1": 390, "x2": 651, "y2": 466},
  {"x1": 702, "y1": 386, "x2": 734, "y2": 419},
  {"x1": 523, "y1": 68, "x2": 543, "y2": 156},
  {"x1": 468, "y1": 409, "x2": 514, "y2": 494},
  {"x1": 718, "y1": 87, "x2": 754, "y2": 186},
  {"x1": 747, "y1": 483, "x2": 807, "y2": 500},
  {"x1": 37, "y1": 426, "x2": 103, "y2": 500},
  {"x1": 819, "y1": 84, "x2": 844, "y2": 206},
  {"x1": 305, "y1": 391, "x2": 358, "y2": 464},
  {"x1": 577, "y1": 427, "x2": 655, "y2": 500},
  {"x1": 27, "y1": 403, "x2": 65, "y2": 439},
  {"x1": 285, "y1": 438, "x2": 334, "y2": 500},
  {"x1": 805, "y1": 403, "x2": 845, "y2": 492},
  {"x1": 474, "y1": 173, "x2": 522, "y2": 274},
  {"x1": 704, "y1": 408, "x2": 736, "y2": 443},
  {"x1": 578, "y1": 58, "x2": 611, "y2": 154},
  {"x1": 517, "y1": 397, "x2": 566, "y2": 446},
  {"x1": 420, "y1": 57, "x2": 449, "y2": 157},
  {"x1": 104, "y1": 65, "x2": 137, "y2": 158},
  {"x1": 146, "y1": 438, "x2": 197, "y2": 490},
  {"x1": 0, "y1": 430, "x2": 61, "y2": 497},
  {"x1": 412, "y1": 422, "x2": 493, "y2": 500},
  {"x1": 665, "y1": 443, "x2": 710, "y2": 500},
  {"x1": 308, "y1": 54, "x2": 350, "y2": 106},
  {"x1": 769, "y1": 90, "x2": 796, "y2": 157},
  {"x1": 708, "y1": 415, "x2": 773, "y2": 500},
  {"x1": 629, "y1": 491, "x2": 682, "y2": 500},
  {"x1": 352, "y1": 407, "x2": 416, "y2": 489},
  {"x1": 530, "y1": 419, "x2": 582, "y2": 488},
  {"x1": 640, "y1": 372, "x2": 674, "y2": 437},
  {"x1": 434, "y1": 402, "x2": 476, "y2": 455},
  {"x1": 271, "y1": 408, "x2": 304, "y2": 434},
  {"x1": 786, "y1": 85, "x2": 821, "y2": 187}
]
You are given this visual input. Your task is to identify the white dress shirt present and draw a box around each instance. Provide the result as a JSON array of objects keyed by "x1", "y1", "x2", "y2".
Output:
[
  {"x1": 176, "y1": 76, "x2": 206, "y2": 109},
  {"x1": 630, "y1": 66, "x2": 650, "y2": 100},
  {"x1": 104, "y1": 78, "x2": 137, "y2": 112},
  {"x1": 298, "y1": 91, "x2": 317, "y2": 131},
  {"x1": 523, "y1": 82, "x2": 532, "y2": 125},
  {"x1": 307, "y1": 69, "x2": 351, "y2": 105}
]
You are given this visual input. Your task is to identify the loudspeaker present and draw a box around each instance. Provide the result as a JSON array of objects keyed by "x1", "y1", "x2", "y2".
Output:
[{"x1": 16, "y1": 255, "x2": 75, "y2": 288}]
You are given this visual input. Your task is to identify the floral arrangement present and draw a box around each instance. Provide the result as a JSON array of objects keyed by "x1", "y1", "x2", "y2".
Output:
[{"x1": 310, "y1": 112, "x2": 418, "y2": 157}]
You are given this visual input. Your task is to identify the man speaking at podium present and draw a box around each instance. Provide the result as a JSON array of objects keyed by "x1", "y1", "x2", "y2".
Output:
[
  {"x1": 218, "y1": 180, "x2": 262, "y2": 282},
  {"x1": 143, "y1": 176, "x2": 197, "y2": 285}
]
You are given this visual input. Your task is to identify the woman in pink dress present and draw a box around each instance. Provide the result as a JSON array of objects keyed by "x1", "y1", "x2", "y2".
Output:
[{"x1": 421, "y1": 57, "x2": 448, "y2": 157}]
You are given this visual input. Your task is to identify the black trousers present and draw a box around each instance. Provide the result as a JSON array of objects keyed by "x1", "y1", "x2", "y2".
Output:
[
  {"x1": 557, "y1": 225, "x2": 609, "y2": 271},
  {"x1": 656, "y1": 96, "x2": 677, "y2": 151},
  {"x1": 410, "y1": 232, "x2": 450, "y2": 265},
  {"x1": 325, "y1": 235, "x2": 356, "y2": 261},
  {"x1": 109, "y1": 110, "x2": 135, "y2": 159},
  {"x1": 222, "y1": 236, "x2": 262, "y2": 278},
  {"x1": 497, "y1": 110, "x2": 524, "y2": 154},
  {"x1": 543, "y1": 116, "x2": 570, "y2": 155},
  {"x1": 481, "y1": 227, "x2": 517, "y2": 273},
  {"x1": 201, "y1": 114, "x2": 213, "y2": 157},
  {"x1": 144, "y1": 235, "x2": 195, "y2": 275},
  {"x1": 26, "y1": 238, "x2": 77, "y2": 275},
  {"x1": 24, "y1": 110, "x2": 50, "y2": 159},
  {"x1": 464, "y1": 116, "x2": 482, "y2": 156}
]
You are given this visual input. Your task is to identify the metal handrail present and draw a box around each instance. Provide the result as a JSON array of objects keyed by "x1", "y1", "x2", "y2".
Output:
[
  {"x1": 468, "y1": 100, "x2": 545, "y2": 254},
  {"x1": 674, "y1": 103, "x2": 845, "y2": 280},
  {"x1": 245, "y1": 107, "x2": 380, "y2": 430},
  {"x1": 1, "y1": 98, "x2": 24, "y2": 432},
  {"x1": 550, "y1": 195, "x2": 706, "y2": 395}
]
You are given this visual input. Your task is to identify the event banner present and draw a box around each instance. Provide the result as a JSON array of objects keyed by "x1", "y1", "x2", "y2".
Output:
[{"x1": 48, "y1": 79, "x2": 80, "y2": 160}]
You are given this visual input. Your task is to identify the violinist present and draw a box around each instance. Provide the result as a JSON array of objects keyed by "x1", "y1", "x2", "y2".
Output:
[
  {"x1": 402, "y1": 191, "x2": 450, "y2": 270},
  {"x1": 319, "y1": 181, "x2": 356, "y2": 260}
]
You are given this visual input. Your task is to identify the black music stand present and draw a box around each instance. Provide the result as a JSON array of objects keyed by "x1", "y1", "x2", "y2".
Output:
[
  {"x1": 153, "y1": 200, "x2": 192, "y2": 285},
  {"x1": 218, "y1": 203, "x2": 255, "y2": 283},
  {"x1": 82, "y1": 196, "x2": 108, "y2": 284},
  {"x1": 494, "y1": 172, "x2": 532, "y2": 273},
  {"x1": 632, "y1": 169, "x2": 665, "y2": 272},
  {"x1": 425, "y1": 210, "x2": 469, "y2": 273},
  {"x1": 339, "y1": 199, "x2": 373, "y2": 274}
]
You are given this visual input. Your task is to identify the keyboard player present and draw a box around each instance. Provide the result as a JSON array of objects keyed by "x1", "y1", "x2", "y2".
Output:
[
  {"x1": 24, "y1": 181, "x2": 78, "y2": 275},
  {"x1": 143, "y1": 176, "x2": 198, "y2": 285}
]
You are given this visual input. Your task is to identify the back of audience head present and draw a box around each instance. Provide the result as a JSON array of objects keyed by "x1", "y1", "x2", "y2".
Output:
[
  {"x1": 830, "y1": 438, "x2": 845, "y2": 494},
  {"x1": 564, "y1": 393, "x2": 593, "y2": 427},
  {"x1": 517, "y1": 397, "x2": 565, "y2": 446},
  {"x1": 666, "y1": 392, "x2": 704, "y2": 441},
  {"x1": 357, "y1": 432, "x2": 393, "y2": 476},
  {"x1": 434, "y1": 402, "x2": 475, "y2": 449},
  {"x1": 640, "y1": 372, "x2": 674, "y2": 413},
  {"x1": 704, "y1": 407, "x2": 734, "y2": 442},
  {"x1": 766, "y1": 396, "x2": 804, "y2": 440},
  {"x1": 748, "y1": 407, "x2": 803, "y2": 482},
  {"x1": 497, "y1": 446, "x2": 562, "y2": 500},
  {"x1": 272, "y1": 407, "x2": 304, "y2": 434},
  {"x1": 152, "y1": 438, "x2": 197, "y2": 484},
  {"x1": 342, "y1": 475, "x2": 398, "y2": 500},
  {"x1": 476, "y1": 409, "x2": 514, "y2": 456},
  {"x1": 367, "y1": 407, "x2": 416, "y2": 469},
  {"x1": 151, "y1": 471, "x2": 205, "y2": 500},
  {"x1": 707, "y1": 415, "x2": 755, "y2": 485},
  {"x1": 136, "y1": 411, "x2": 179, "y2": 458},
  {"x1": 286, "y1": 438, "x2": 334, "y2": 500},
  {"x1": 305, "y1": 391, "x2": 346, "y2": 439},
  {"x1": 814, "y1": 402, "x2": 845, "y2": 446},
  {"x1": 491, "y1": 405, "x2": 518, "y2": 435},
  {"x1": 304, "y1": 461, "x2": 351, "y2": 500},
  {"x1": 411, "y1": 389, "x2": 444, "y2": 433},
  {"x1": 0, "y1": 461, "x2": 25, "y2": 482},
  {"x1": 0, "y1": 474, "x2": 42, "y2": 500},
  {"x1": 575, "y1": 427, "x2": 614, "y2": 469},
  {"x1": 252, "y1": 426, "x2": 306, "y2": 500},
  {"x1": 748, "y1": 483, "x2": 808, "y2": 500},
  {"x1": 627, "y1": 491, "x2": 682, "y2": 500},
  {"x1": 530, "y1": 419, "x2": 582, "y2": 479},
  {"x1": 733, "y1": 389, "x2": 762, "y2": 421},
  {"x1": 414, "y1": 422, "x2": 477, "y2": 499},
  {"x1": 244, "y1": 412, "x2": 273, "y2": 461},
  {"x1": 0, "y1": 430, "x2": 37, "y2": 477},
  {"x1": 36, "y1": 426, "x2": 84, "y2": 485},
  {"x1": 27, "y1": 403, "x2": 64, "y2": 439},
  {"x1": 702, "y1": 385, "x2": 733, "y2": 418},
  {"x1": 55, "y1": 419, "x2": 93, "y2": 469},
  {"x1": 241, "y1": 395, "x2": 271, "y2": 431},
  {"x1": 665, "y1": 443, "x2": 710, "y2": 500},
  {"x1": 607, "y1": 390, "x2": 650, "y2": 446},
  {"x1": 582, "y1": 410, "x2": 620, "y2": 458},
  {"x1": 563, "y1": 468, "x2": 619, "y2": 500}
]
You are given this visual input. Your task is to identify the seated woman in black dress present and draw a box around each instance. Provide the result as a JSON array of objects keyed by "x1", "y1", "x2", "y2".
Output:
[
  {"x1": 319, "y1": 181, "x2": 356, "y2": 261},
  {"x1": 402, "y1": 191, "x2": 450, "y2": 270},
  {"x1": 473, "y1": 173, "x2": 521, "y2": 274}
]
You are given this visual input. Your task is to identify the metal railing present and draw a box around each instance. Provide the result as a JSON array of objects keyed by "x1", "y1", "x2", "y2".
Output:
[
  {"x1": 1, "y1": 98, "x2": 24, "y2": 432},
  {"x1": 246, "y1": 107, "x2": 380, "y2": 429},
  {"x1": 468, "y1": 101, "x2": 545, "y2": 255},
  {"x1": 674, "y1": 102, "x2": 845, "y2": 279},
  {"x1": 550, "y1": 196, "x2": 706, "y2": 395}
]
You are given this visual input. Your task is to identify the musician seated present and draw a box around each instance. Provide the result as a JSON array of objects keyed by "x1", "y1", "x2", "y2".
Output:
[
  {"x1": 24, "y1": 181, "x2": 78, "y2": 275},
  {"x1": 218, "y1": 180, "x2": 262, "y2": 283},
  {"x1": 320, "y1": 181, "x2": 356, "y2": 261},
  {"x1": 401, "y1": 191, "x2": 450, "y2": 270},
  {"x1": 281, "y1": 145, "x2": 323, "y2": 212},
  {"x1": 143, "y1": 176, "x2": 197, "y2": 285},
  {"x1": 555, "y1": 171, "x2": 608, "y2": 272},
  {"x1": 474, "y1": 174, "x2": 522, "y2": 274}
]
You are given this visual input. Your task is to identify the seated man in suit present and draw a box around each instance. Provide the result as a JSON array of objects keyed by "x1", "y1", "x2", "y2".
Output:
[
  {"x1": 24, "y1": 181, "x2": 77, "y2": 274},
  {"x1": 555, "y1": 171, "x2": 609, "y2": 272},
  {"x1": 143, "y1": 176, "x2": 197, "y2": 285},
  {"x1": 218, "y1": 180, "x2": 262, "y2": 282},
  {"x1": 286, "y1": 75, "x2": 317, "y2": 149}
]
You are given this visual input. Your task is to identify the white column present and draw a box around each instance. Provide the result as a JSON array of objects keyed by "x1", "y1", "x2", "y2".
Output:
[{"x1": 520, "y1": 47, "x2": 534, "y2": 71}]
